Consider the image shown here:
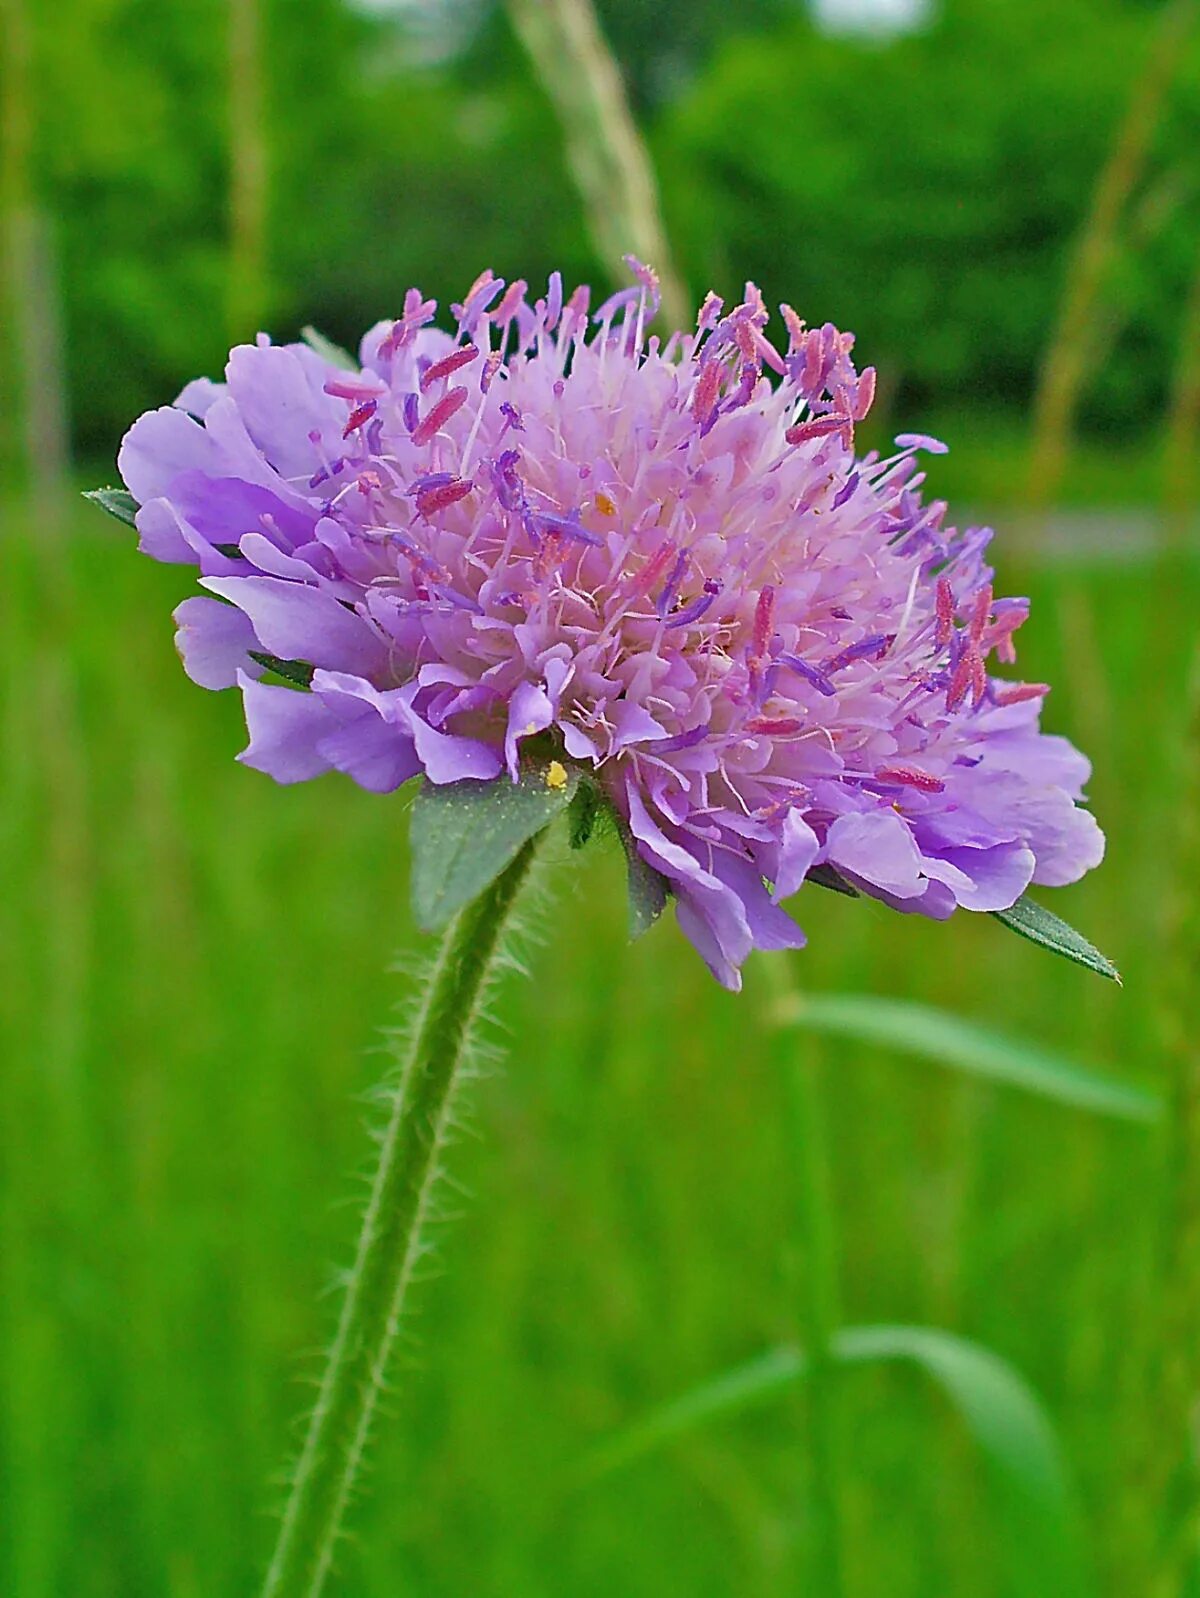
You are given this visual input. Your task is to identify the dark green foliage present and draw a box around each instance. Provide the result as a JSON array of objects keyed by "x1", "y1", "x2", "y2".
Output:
[
  {"x1": 656, "y1": 0, "x2": 1200, "y2": 430},
  {"x1": 48, "y1": 0, "x2": 1200, "y2": 458}
]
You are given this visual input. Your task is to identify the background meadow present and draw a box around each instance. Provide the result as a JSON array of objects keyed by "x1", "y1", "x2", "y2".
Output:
[{"x1": 1, "y1": 1, "x2": 1198, "y2": 1594}]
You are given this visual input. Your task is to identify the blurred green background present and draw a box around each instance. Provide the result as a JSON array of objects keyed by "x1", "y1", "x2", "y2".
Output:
[{"x1": 2, "y1": 1, "x2": 1198, "y2": 1594}]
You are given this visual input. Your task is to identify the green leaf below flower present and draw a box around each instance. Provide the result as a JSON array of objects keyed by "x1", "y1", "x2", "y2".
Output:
[
  {"x1": 84, "y1": 487, "x2": 139, "y2": 528},
  {"x1": 625, "y1": 842, "x2": 669, "y2": 939},
  {"x1": 409, "y1": 763, "x2": 579, "y2": 932},
  {"x1": 567, "y1": 779, "x2": 601, "y2": 850},
  {"x1": 992, "y1": 894, "x2": 1120, "y2": 983}
]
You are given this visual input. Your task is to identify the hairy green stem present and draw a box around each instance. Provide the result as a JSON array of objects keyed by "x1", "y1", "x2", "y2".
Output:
[{"x1": 261, "y1": 837, "x2": 541, "y2": 1598}]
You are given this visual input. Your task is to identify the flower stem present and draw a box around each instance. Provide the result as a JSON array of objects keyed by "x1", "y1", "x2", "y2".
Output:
[{"x1": 261, "y1": 837, "x2": 541, "y2": 1598}]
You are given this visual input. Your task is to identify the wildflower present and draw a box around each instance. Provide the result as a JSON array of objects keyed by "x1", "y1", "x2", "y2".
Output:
[{"x1": 117, "y1": 264, "x2": 1104, "y2": 988}]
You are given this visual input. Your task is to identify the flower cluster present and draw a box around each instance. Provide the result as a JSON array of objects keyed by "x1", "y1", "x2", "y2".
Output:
[{"x1": 118, "y1": 263, "x2": 1104, "y2": 988}]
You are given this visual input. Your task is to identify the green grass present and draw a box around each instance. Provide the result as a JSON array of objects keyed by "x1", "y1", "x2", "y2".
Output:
[{"x1": 0, "y1": 504, "x2": 1190, "y2": 1597}]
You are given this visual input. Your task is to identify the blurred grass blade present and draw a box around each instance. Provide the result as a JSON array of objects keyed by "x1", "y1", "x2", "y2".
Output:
[
  {"x1": 586, "y1": 1327, "x2": 1077, "y2": 1505},
  {"x1": 992, "y1": 896, "x2": 1121, "y2": 983},
  {"x1": 586, "y1": 1326, "x2": 1089, "y2": 1593},
  {"x1": 836, "y1": 1325, "x2": 1069, "y2": 1505},
  {"x1": 777, "y1": 993, "x2": 1154, "y2": 1121},
  {"x1": 837, "y1": 1324, "x2": 1090, "y2": 1596},
  {"x1": 301, "y1": 325, "x2": 356, "y2": 371},
  {"x1": 580, "y1": 1345, "x2": 804, "y2": 1482}
]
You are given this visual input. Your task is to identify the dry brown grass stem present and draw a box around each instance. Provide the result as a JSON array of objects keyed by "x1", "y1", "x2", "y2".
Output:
[
  {"x1": 1163, "y1": 247, "x2": 1200, "y2": 552},
  {"x1": 1, "y1": 0, "x2": 69, "y2": 506},
  {"x1": 507, "y1": 0, "x2": 689, "y2": 330},
  {"x1": 228, "y1": 0, "x2": 269, "y2": 341},
  {"x1": 1026, "y1": 0, "x2": 1196, "y2": 512}
]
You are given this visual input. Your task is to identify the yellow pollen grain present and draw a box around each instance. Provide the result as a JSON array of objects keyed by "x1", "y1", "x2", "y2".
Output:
[
  {"x1": 594, "y1": 491, "x2": 616, "y2": 517},
  {"x1": 545, "y1": 760, "x2": 568, "y2": 792}
]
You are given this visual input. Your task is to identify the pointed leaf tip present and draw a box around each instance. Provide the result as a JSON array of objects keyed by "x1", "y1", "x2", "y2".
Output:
[
  {"x1": 807, "y1": 862, "x2": 860, "y2": 897},
  {"x1": 84, "y1": 487, "x2": 139, "y2": 528},
  {"x1": 992, "y1": 895, "x2": 1120, "y2": 983}
]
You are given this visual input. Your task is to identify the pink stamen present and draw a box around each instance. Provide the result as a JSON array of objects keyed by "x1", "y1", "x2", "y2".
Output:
[
  {"x1": 786, "y1": 415, "x2": 850, "y2": 446},
  {"x1": 877, "y1": 764, "x2": 945, "y2": 793},
  {"x1": 935, "y1": 576, "x2": 955, "y2": 647},
  {"x1": 971, "y1": 649, "x2": 987, "y2": 705},
  {"x1": 780, "y1": 303, "x2": 805, "y2": 352},
  {"x1": 947, "y1": 645, "x2": 982, "y2": 711},
  {"x1": 324, "y1": 376, "x2": 381, "y2": 402},
  {"x1": 753, "y1": 585, "x2": 776, "y2": 660},
  {"x1": 851, "y1": 366, "x2": 877, "y2": 421},
  {"x1": 412, "y1": 386, "x2": 469, "y2": 447},
  {"x1": 745, "y1": 716, "x2": 803, "y2": 735},
  {"x1": 416, "y1": 478, "x2": 473, "y2": 517},
  {"x1": 696, "y1": 291, "x2": 724, "y2": 337},
  {"x1": 692, "y1": 360, "x2": 721, "y2": 425},
  {"x1": 420, "y1": 345, "x2": 479, "y2": 391},
  {"x1": 802, "y1": 329, "x2": 825, "y2": 394},
  {"x1": 625, "y1": 539, "x2": 678, "y2": 604},
  {"x1": 994, "y1": 682, "x2": 1050, "y2": 706},
  {"x1": 494, "y1": 279, "x2": 528, "y2": 323},
  {"x1": 969, "y1": 582, "x2": 993, "y2": 644},
  {"x1": 342, "y1": 399, "x2": 377, "y2": 439}
]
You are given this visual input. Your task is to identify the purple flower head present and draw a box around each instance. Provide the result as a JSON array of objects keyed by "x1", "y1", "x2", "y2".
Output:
[{"x1": 118, "y1": 266, "x2": 1104, "y2": 990}]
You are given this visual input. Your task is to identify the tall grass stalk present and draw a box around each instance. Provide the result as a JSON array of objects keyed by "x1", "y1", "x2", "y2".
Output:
[
  {"x1": 261, "y1": 838, "x2": 542, "y2": 1598},
  {"x1": 788, "y1": 1045, "x2": 847, "y2": 1597},
  {"x1": 506, "y1": 0, "x2": 688, "y2": 329},
  {"x1": 228, "y1": 0, "x2": 268, "y2": 341},
  {"x1": 1146, "y1": 642, "x2": 1200, "y2": 1595},
  {"x1": 763, "y1": 959, "x2": 846, "y2": 1597},
  {"x1": 1025, "y1": 0, "x2": 1194, "y2": 512},
  {"x1": 0, "y1": 0, "x2": 69, "y2": 504},
  {"x1": 1163, "y1": 247, "x2": 1200, "y2": 553}
]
